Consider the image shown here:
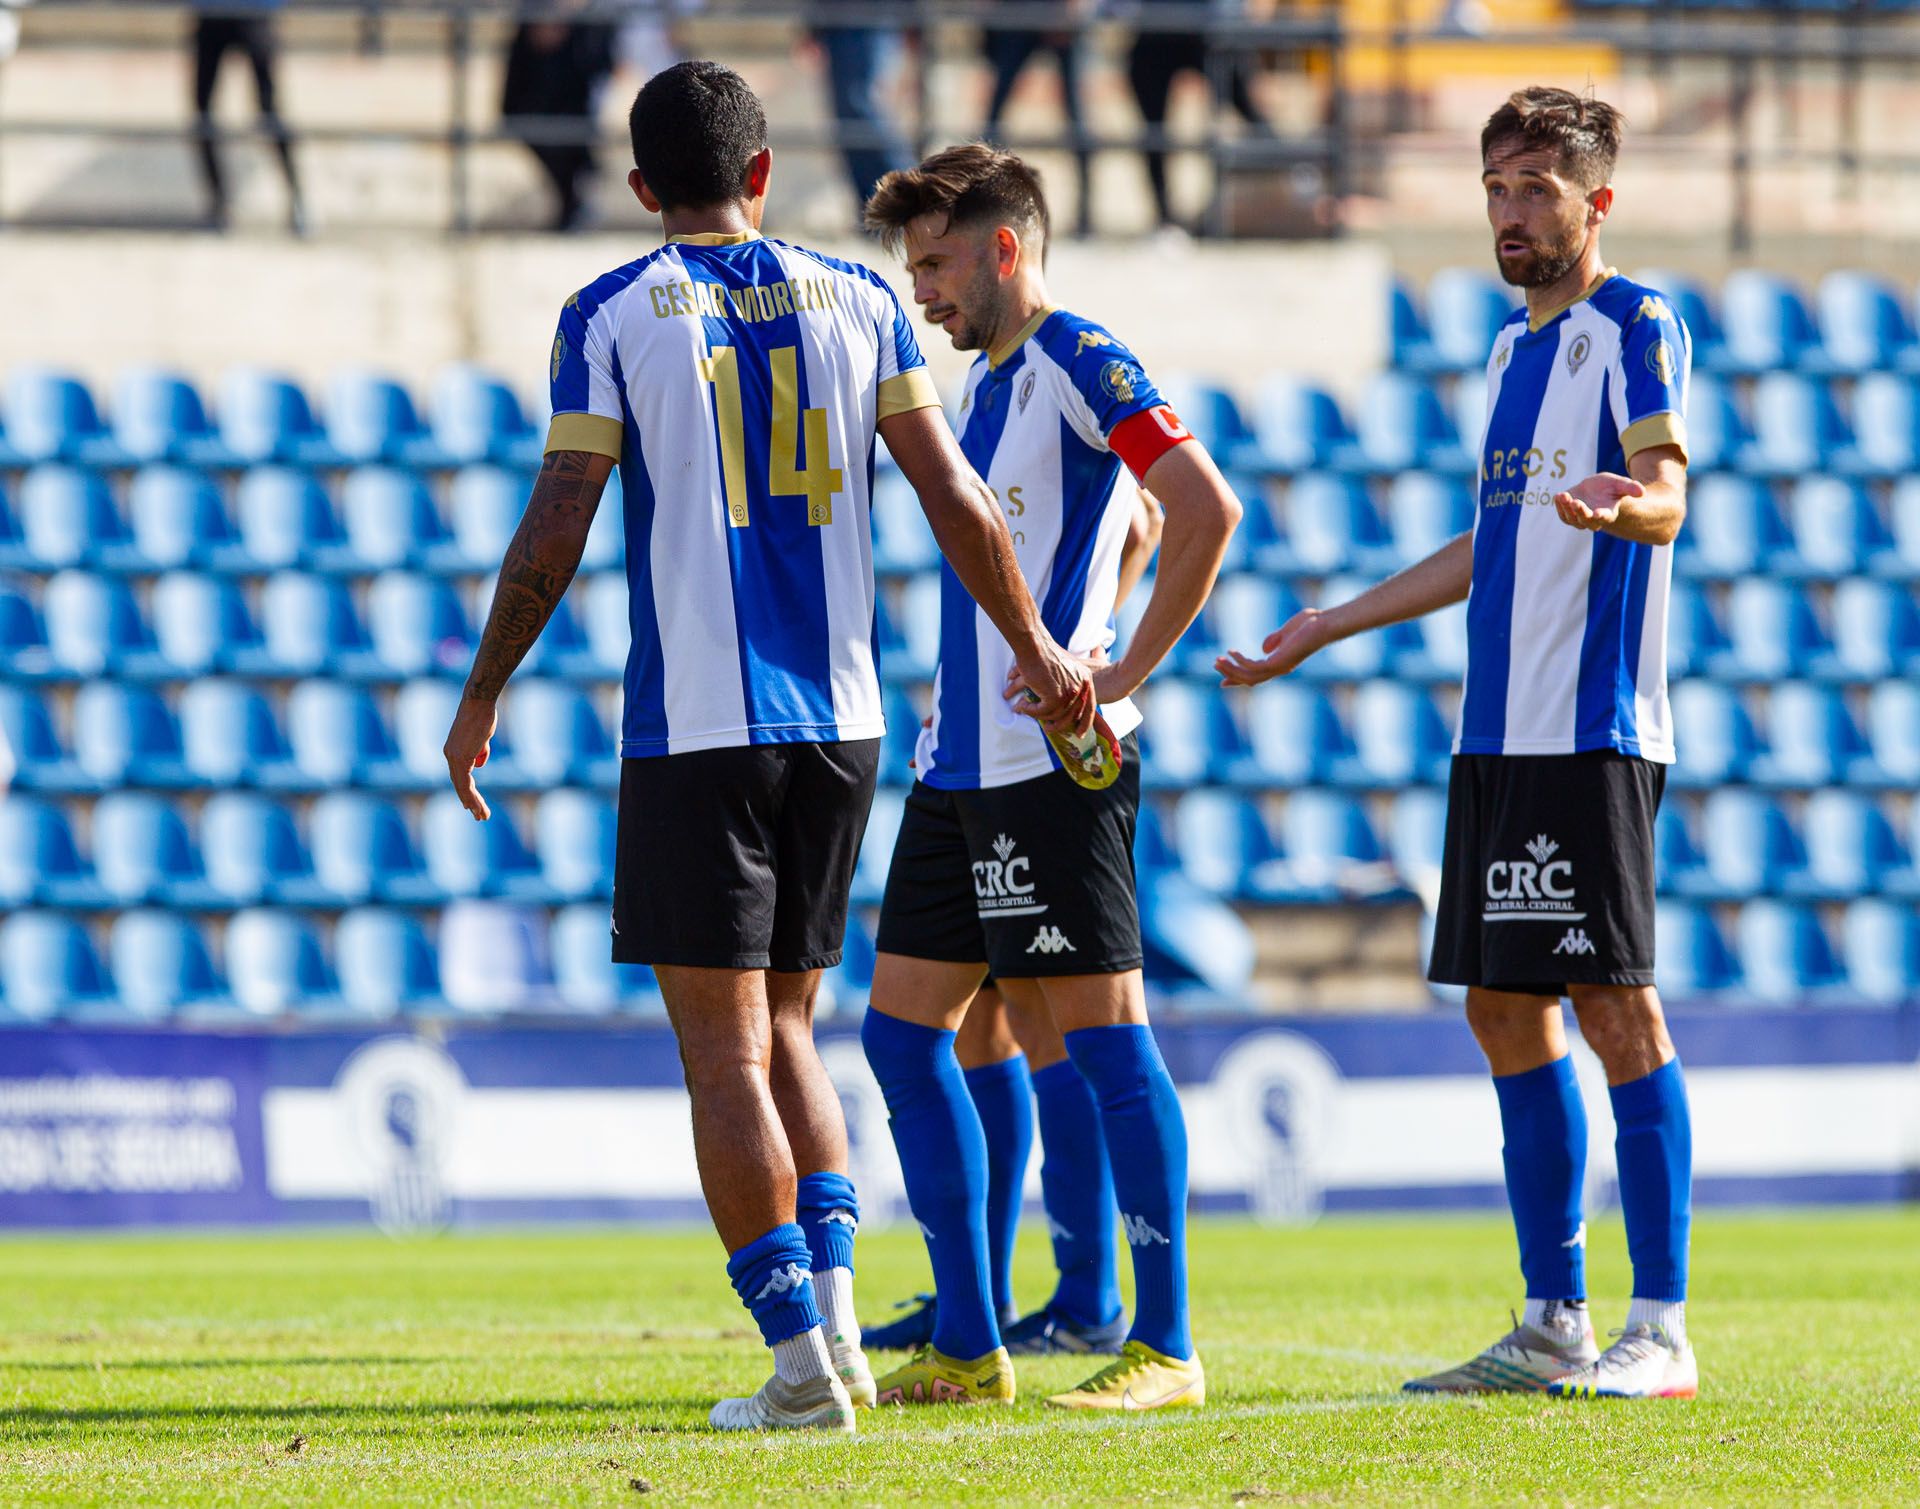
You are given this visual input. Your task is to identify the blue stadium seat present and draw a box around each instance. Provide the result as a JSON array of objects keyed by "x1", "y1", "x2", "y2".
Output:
[
  {"x1": 1275, "y1": 473, "x2": 1394, "y2": 575},
  {"x1": 201, "y1": 792, "x2": 330, "y2": 906},
  {"x1": 1712, "y1": 579, "x2": 1831, "y2": 680},
  {"x1": 340, "y1": 469, "x2": 453, "y2": 569},
  {"x1": 1139, "y1": 680, "x2": 1245, "y2": 787},
  {"x1": 1840, "y1": 899, "x2": 1920, "y2": 1004},
  {"x1": 1420, "y1": 269, "x2": 1519, "y2": 373},
  {"x1": 0, "y1": 797, "x2": 104, "y2": 908},
  {"x1": 1154, "y1": 375, "x2": 1252, "y2": 460},
  {"x1": 225, "y1": 909, "x2": 342, "y2": 1019},
  {"x1": 1666, "y1": 682, "x2": 1763, "y2": 788},
  {"x1": 324, "y1": 370, "x2": 431, "y2": 464},
  {"x1": 0, "y1": 587, "x2": 53, "y2": 678},
  {"x1": 111, "y1": 368, "x2": 223, "y2": 465},
  {"x1": 17, "y1": 467, "x2": 142, "y2": 571},
  {"x1": 533, "y1": 788, "x2": 616, "y2": 901},
  {"x1": 1233, "y1": 682, "x2": 1351, "y2": 787},
  {"x1": 876, "y1": 686, "x2": 921, "y2": 787},
  {"x1": 1654, "y1": 901, "x2": 1742, "y2": 1001},
  {"x1": 0, "y1": 685, "x2": 85, "y2": 790},
  {"x1": 260, "y1": 572, "x2": 383, "y2": 678},
  {"x1": 1718, "y1": 270, "x2": 1821, "y2": 375},
  {"x1": 1309, "y1": 575, "x2": 1423, "y2": 680},
  {"x1": 817, "y1": 916, "x2": 877, "y2": 1019},
  {"x1": 438, "y1": 899, "x2": 552, "y2": 1013},
  {"x1": 872, "y1": 590, "x2": 910, "y2": 684},
  {"x1": 872, "y1": 469, "x2": 939, "y2": 572},
  {"x1": 1736, "y1": 900, "x2": 1847, "y2": 1004},
  {"x1": 580, "y1": 571, "x2": 629, "y2": 677},
  {"x1": 1246, "y1": 374, "x2": 1355, "y2": 473},
  {"x1": 44, "y1": 572, "x2": 169, "y2": 679},
  {"x1": 365, "y1": 572, "x2": 474, "y2": 676},
  {"x1": 1866, "y1": 680, "x2": 1920, "y2": 783},
  {"x1": 1273, "y1": 790, "x2": 1400, "y2": 900},
  {"x1": 126, "y1": 467, "x2": 246, "y2": 570},
  {"x1": 1815, "y1": 270, "x2": 1918, "y2": 374},
  {"x1": 1204, "y1": 576, "x2": 1300, "y2": 670},
  {"x1": 91, "y1": 792, "x2": 218, "y2": 906},
  {"x1": 1341, "y1": 681, "x2": 1451, "y2": 786},
  {"x1": 233, "y1": 468, "x2": 352, "y2": 570},
  {"x1": 287, "y1": 681, "x2": 406, "y2": 786},
  {"x1": 551, "y1": 903, "x2": 663, "y2": 1015},
  {"x1": 1792, "y1": 790, "x2": 1912, "y2": 901},
  {"x1": 579, "y1": 471, "x2": 625, "y2": 571},
  {"x1": 1665, "y1": 583, "x2": 1731, "y2": 679},
  {"x1": 335, "y1": 908, "x2": 439, "y2": 1016},
  {"x1": 1848, "y1": 374, "x2": 1920, "y2": 476},
  {"x1": 107, "y1": 911, "x2": 226, "y2": 1020},
  {"x1": 390, "y1": 679, "x2": 470, "y2": 787},
  {"x1": 151, "y1": 572, "x2": 274, "y2": 676},
  {"x1": 421, "y1": 790, "x2": 548, "y2": 900},
  {"x1": 852, "y1": 787, "x2": 905, "y2": 905},
  {"x1": 1751, "y1": 682, "x2": 1878, "y2": 788},
  {"x1": 309, "y1": 792, "x2": 437, "y2": 904},
  {"x1": 1827, "y1": 577, "x2": 1920, "y2": 680},
  {"x1": 1739, "y1": 374, "x2": 1853, "y2": 478},
  {"x1": 0, "y1": 479, "x2": 21, "y2": 563},
  {"x1": 1682, "y1": 788, "x2": 1806, "y2": 899},
  {"x1": 1387, "y1": 787, "x2": 1449, "y2": 906},
  {"x1": 427, "y1": 365, "x2": 540, "y2": 465},
  {"x1": 1675, "y1": 476, "x2": 1791, "y2": 580},
  {"x1": 1173, "y1": 789, "x2": 1281, "y2": 899},
  {"x1": 1677, "y1": 374, "x2": 1749, "y2": 473},
  {"x1": 1390, "y1": 279, "x2": 1437, "y2": 371},
  {"x1": 0, "y1": 913, "x2": 113, "y2": 1022},
  {"x1": 3, "y1": 367, "x2": 113, "y2": 463},
  {"x1": 179, "y1": 680, "x2": 306, "y2": 789},
  {"x1": 1394, "y1": 601, "x2": 1467, "y2": 681},
  {"x1": 1885, "y1": 478, "x2": 1920, "y2": 580},
  {"x1": 1132, "y1": 796, "x2": 1180, "y2": 878},
  {"x1": 217, "y1": 368, "x2": 337, "y2": 465},
  {"x1": 1654, "y1": 802, "x2": 1707, "y2": 894},
  {"x1": 506, "y1": 679, "x2": 615, "y2": 787},
  {"x1": 1138, "y1": 873, "x2": 1255, "y2": 997},
  {"x1": 1384, "y1": 471, "x2": 1474, "y2": 564},
  {"x1": 1348, "y1": 373, "x2": 1467, "y2": 474},
  {"x1": 72, "y1": 682, "x2": 194, "y2": 787},
  {"x1": 443, "y1": 465, "x2": 535, "y2": 571},
  {"x1": 1784, "y1": 478, "x2": 1893, "y2": 581},
  {"x1": 896, "y1": 574, "x2": 943, "y2": 681}
]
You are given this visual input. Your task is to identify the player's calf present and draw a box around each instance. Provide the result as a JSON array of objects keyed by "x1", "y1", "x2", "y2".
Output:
[{"x1": 710, "y1": 1225, "x2": 855, "y2": 1433}]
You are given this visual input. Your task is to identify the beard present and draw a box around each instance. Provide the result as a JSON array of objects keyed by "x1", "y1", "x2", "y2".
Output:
[
  {"x1": 1495, "y1": 225, "x2": 1584, "y2": 289},
  {"x1": 931, "y1": 262, "x2": 1009, "y2": 352}
]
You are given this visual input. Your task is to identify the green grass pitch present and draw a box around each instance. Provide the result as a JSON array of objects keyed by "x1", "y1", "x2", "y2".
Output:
[{"x1": 3, "y1": 1210, "x2": 1917, "y2": 1506}]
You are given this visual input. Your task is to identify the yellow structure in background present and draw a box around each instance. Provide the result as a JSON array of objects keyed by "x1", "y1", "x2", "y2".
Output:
[{"x1": 1301, "y1": 0, "x2": 1618, "y2": 92}]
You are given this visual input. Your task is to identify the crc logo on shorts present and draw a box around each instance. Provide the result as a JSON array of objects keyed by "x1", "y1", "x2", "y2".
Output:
[
  {"x1": 975, "y1": 833, "x2": 1048, "y2": 918},
  {"x1": 1483, "y1": 834, "x2": 1584, "y2": 924}
]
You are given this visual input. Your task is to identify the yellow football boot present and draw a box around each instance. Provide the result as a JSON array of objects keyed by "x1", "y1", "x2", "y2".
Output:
[
  {"x1": 873, "y1": 1344, "x2": 1015, "y2": 1406},
  {"x1": 1044, "y1": 1339, "x2": 1206, "y2": 1412}
]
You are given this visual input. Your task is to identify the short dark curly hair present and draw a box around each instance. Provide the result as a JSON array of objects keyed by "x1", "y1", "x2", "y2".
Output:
[
  {"x1": 628, "y1": 61, "x2": 767, "y2": 211},
  {"x1": 863, "y1": 142, "x2": 1050, "y2": 259},
  {"x1": 1481, "y1": 87, "x2": 1623, "y2": 190}
]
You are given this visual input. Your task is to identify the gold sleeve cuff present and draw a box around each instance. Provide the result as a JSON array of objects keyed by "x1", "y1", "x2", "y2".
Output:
[
  {"x1": 545, "y1": 412, "x2": 624, "y2": 458},
  {"x1": 877, "y1": 368, "x2": 941, "y2": 421},
  {"x1": 1622, "y1": 412, "x2": 1688, "y2": 465}
]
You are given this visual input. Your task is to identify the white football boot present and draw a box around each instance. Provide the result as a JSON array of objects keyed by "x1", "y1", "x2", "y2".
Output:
[
  {"x1": 708, "y1": 1371, "x2": 856, "y2": 1432},
  {"x1": 1404, "y1": 1306, "x2": 1599, "y2": 1394},
  {"x1": 1549, "y1": 1323, "x2": 1698, "y2": 1400},
  {"x1": 827, "y1": 1327, "x2": 876, "y2": 1409}
]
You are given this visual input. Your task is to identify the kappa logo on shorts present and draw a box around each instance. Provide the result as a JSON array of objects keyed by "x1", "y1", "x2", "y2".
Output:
[
  {"x1": 1552, "y1": 928, "x2": 1598, "y2": 957},
  {"x1": 1025, "y1": 926, "x2": 1076, "y2": 955},
  {"x1": 974, "y1": 833, "x2": 1048, "y2": 918},
  {"x1": 1484, "y1": 833, "x2": 1584, "y2": 924}
]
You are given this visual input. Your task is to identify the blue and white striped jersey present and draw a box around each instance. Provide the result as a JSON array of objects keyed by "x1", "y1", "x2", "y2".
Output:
[
  {"x1": 917, "y1": 307, "x2": 1183, "y2": 790},
  {"x1": 1458, "y1": 270, "x2": 1691, "y2": 763},
  {"x1": 545, "y1": 230, "x2": 940, "y2": 757}
]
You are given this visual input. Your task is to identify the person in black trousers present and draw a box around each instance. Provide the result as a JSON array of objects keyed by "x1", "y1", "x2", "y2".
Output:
[
  {"x1": 192, "y1": 3, "x2": 305, "y2": 233},
  {"x1": 1126, "y1": 0, "x2": 1268, "y2": 232},
  {"x1": 502, "y1": 15, "x2": 615, "y2": 232},
  {"x1": 981, "y1": 0, "x2": 1094, "y2": 237}
]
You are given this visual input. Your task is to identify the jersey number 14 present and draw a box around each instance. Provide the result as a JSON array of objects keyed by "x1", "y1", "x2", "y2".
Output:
[{"x1": 699, "y1": 344, "x2": 843, "y2": 529}]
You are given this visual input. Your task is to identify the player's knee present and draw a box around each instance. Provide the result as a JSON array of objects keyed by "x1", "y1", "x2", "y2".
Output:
[{"x1": 1568, "y1": 985, "x2": 1669, "y2": 1069}]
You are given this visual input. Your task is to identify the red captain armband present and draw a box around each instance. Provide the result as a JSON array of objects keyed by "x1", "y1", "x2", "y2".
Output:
[{"x1": 1109, "y1": 404, "x2": 1195, "y2": 480}]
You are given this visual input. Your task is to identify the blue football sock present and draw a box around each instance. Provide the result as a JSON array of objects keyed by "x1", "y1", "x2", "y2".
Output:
[
  {"x1": 725, "y1": 1223, "x2": 820, "y2": 1347},
  {"x1": 1063, "y1": 1024, "x2": 1192, "y2": 1360},
  {"x1": 795, "y1": 1170, "x2": 859, "y2": 1275},
  {"x1": 860, "y1": 1008, "x2": 1000, "y2": 1360},
  {"x1": 1609, "y1": 1058, "x2": 1692, "y2": 1302},
  {"x1": 1031, "y1": 1059, "x2": 1123, "y2": 1328},
  {"x1": 964, "y1": 1054, "x2": 1034, "y2": 1318},
  {"x1": 1492, "y1": 1056, "x2": 1589, "y2": 1302}
]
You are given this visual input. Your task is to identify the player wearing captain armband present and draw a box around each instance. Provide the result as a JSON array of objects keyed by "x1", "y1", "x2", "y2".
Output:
[{"x1": 858, "y1": 144, "x2": 1242, "y2": 1412}]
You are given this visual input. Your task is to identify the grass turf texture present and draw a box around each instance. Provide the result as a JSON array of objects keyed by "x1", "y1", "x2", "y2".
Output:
[{"x1": 2, "y1": 1211, "x2": 1916, "y2": 1506}]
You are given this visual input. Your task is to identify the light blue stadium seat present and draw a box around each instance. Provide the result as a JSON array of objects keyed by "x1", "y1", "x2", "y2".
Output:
[
  {"x1": 1718, "y1": 270, "x2": 1821, "y2": 375},
  {"x1": 1223, "y1": 480, "x2": 1289, "y2": 574},
  {"x1": 533, "y1": 788, "x2": 615, "y2": 901},
  {"x1": 0, "y1": 685, "x2": 84, "y2": 790},
  {"x1": 1654, "y1": 802, "x2": 1708, "y2": 894},
  {"x1": 1395, "y1": 600, "x2": 1468, "y2": 681},
  {"x1": 365, "y1": 572, "x2": 473, "y2": 676},
  {"x1": 335, "y1": 908, "x2": 438, "y2": 1016},
  {"x1": 506, "y1": 680, "x2": 614, "y2": 787},
  {"x1": 1865, "y1": 680, "x2": 1920, "y2": 784},
  {"x1": 852, "y1": 787, "x2": 905, "y2": 906},
  {"x1": 151, "y1": 572, "x2": 274, "y2": 676},
  {"x1": 44, "y1": 572, "x2": 170, "y2": 679},
  {"x1": 1665, "y1": 582, "x2": 1730, "y2": 679},
  {"x1": 389, "y1": 679, "x2": 470, "y2": 787},
  {"x1": 1309, "y1": 574, "x2": 1423, "y2": 680},
  {"x1": 1751, "y1": 682, "x2": 1877, "y2": 788},
  {"x1": 1132, "y1": 796, "x2": 1180, "y2": 878},
  {"x1": 1421, "y1": 269, "x2": 1519, "y2": 373},
  {"x1": 1390, "y1": 280, "x2": 1436, "y2": 371},
  {"x1": 1246, "y1": 374, "x2": 1355, "y2": 473},
  {"x1": 179, "y1": 680, "x2": 305, "y2": 789},
  {"x1": 201, "y1": 791, "x2": 330, "y2": 906},
  {"x1": 72, "y1": 682, "x2": 194, "y2": 787},
  {"x1": 1202, "y1": 576, "x2": 1301, "y2": 671},
  {"x1": 126, "y1": 467, "x2": 245, "y2": 570},
  {"x1": 1348, "y1": 373, "x2": 1466, "y2": 474},
  {"x1": 91, "y1": 792, "x2": 218, "y2": 906},
  {"x1": 0, "y1": 586, "x2": 53, "y2": 679},
  {"x1": 106, "y1": 911, "x2": 226, "y2": 1021},
  {"x1": 579, "y1": 471, "x2": 625, "y2": 570},
  {"x1": 325, "y1": 370, "x2": 432, "y2": 465},
  {"x1": 1234, "y1": 682, "x2": 1351, "y2": 787},
  {"x1": 1387, "y1": 786, "x2": 1449, "y2": 907},
  {"x1": 0, "y1": 796, "x2": 105, "y2": 908},
  {"x1": 310, "y1": 792, "x2": 436, "y2": 904},
  {"x1": 878, "y1": 685, "x2": 921, "y2": 787},
  {"x1": 1712, "y1": 578, "x2": 1831, "y2": 681},
  {"x1": 1791, "y1": 790, "x2": 1912, "y2": 901},
  {"x1": 421, "y1": 790, "x2": 548, "y2": 901},
  {"x1": 1276, "y1": 473, "x2": 1394, "y2": 575},
  {"x1": 224, "y1": 908, "x2": 342, "y2": 1019},
  {"x1": 1173, "y1": 789, "x2": 1280, "y2": 899},
  {"x1": 1631, "y1": 270, "x2": 1728, "y2": 374},
  {"x1": 872, "y1": 468, "x2": 939, "y2": 572},
  {"x1": 1827, "y1": 577, "x2": 1920, "y2": 680},
  {"x1": 1815, "y1": 270, "x2": 1918, "y2": 374},
  {"x1": 287, "y1": 681, "x2": 406, "y2": 786},
  {"x1": 217, "y1": 368, "x2": 337, "y2": 465},
  {"x1": 1784, "y1": 477, "x2": 1893, "y2": 580},
  {"x1": 260, "y1": 572, "x2": 383, "y2": 677},
  {"x1": 817, "y1": 916, "x2": 878, "y2": 1019},
  {"x1": 551, "y1": 902, "x2": 662, "y2": 1015},
  {"x1": 1154, "y1": 374, "x2": 1252, "y2": 459},
  {"x1": 1675, "y1": 476, "x2": 1791, "y2": 580},
  {"x1": 1667, "y1": 681, "x2": 1763, "y2": 787},
  {"x1": 580, "y1": 571, "x2": 629, "y2": 676},
  {"x1": 1736, "y1": 900, "x2": 1847, "y2": 1005},
  {"x1": 428, "y1": 365, "x2": 540, "y2": 465},
  {"x1": 1139, "y1": 680, "x2": 1246, "y2": 788},
  {"x1": 3, "y1": 367, "x2": 113, "y2": 464},
  {"x1": 17, "y1": 467, "x2": 142, "y2": 571},
  {"x1": 1138, "y1": 873, "x2": 1255, "y2": 996},
  {"x1": 438, "y1": 899, "x2": 552, "y2": 1014},
  {"x1": 1337, "y1": 681, "x2": 1451, "y2": 786},
  {"x1": 112, "y1": 368, "x2": 223, "y2": 465},
  {"x1": 873, "y1": 590, "x2": 910, "y2": 683},
  {"x1": 1840, "y1": 899, "x2": 1920, "y2": 1004},
  {"x1": 1678, "y1": 374, "x2": 1748, "y2": 474},
  {"x1": 1654, "y1": 901, "x2": 1741, "y2": 1000},
  {"x1": 1885, "y1": 478, "x2": 1920, "y2": 581},
  {"x1": 1848, "y1": 373, "x2": 1920, "y2": 476},
  {"x1": 1274, "y1": 789, "x2": 1400, "y2": 900},
  {"x1": 1683, "y1": 788, "x2": 1806, "y2": 899},
  {"x1": 233, "y1": 468, "x2": 352, "y2": 570},
  {"x1": 0, "y1": 913, "x2": 113, "y2": 1022},
  {"x1": 340, "y1": 469, "x2": 453, "y2": 569},
  {"x1": 1384, "y1": 471, "x2": 1474, "y2": 564},
  {"x1": 443, "y1": 464, "x2": 537, "y2": 571},
  {"x1": 1739, "y1": 374, "x2": 1852, "y2": 478},
  {"x1": 897, "y1": 573, "x2": 943, "y2": 681}
]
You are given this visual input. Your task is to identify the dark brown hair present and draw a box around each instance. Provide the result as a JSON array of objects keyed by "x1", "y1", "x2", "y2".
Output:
[
  {"x1": 1481, "y1": 87, "x2": 1623, "y2": 190},
  {"x1": 863, "y1": 143, "x2": 1049, "y2": 257}
]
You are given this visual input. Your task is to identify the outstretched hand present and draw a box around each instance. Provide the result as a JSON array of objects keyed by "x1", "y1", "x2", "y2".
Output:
[
  {"x1": 1215, "y1": 608, "x2": 1328, "y2": 688},
  {"x1": 1554, "y1": 472, "x2": 1645, "y2": 532}
]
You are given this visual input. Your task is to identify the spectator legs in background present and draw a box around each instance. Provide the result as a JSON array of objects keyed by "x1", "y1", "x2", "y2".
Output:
[
  {"x1": 1126, "y1": 31, "x2": 1269, "y2": 235},
  {"x1": 192, "y1": 15, "x2": 305, "y2": 235},
  {"x1": 529, "y1": 140, "x2": 595, "y2": 233},
  {"x1": 983, "y1": 27, "x2": 1095, "y2": 238},
  {"x1": 815, "y1": 25, "x2": 912, "y2": 211}
]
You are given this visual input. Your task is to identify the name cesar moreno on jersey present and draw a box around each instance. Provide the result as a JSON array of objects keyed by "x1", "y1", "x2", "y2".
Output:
[{"x1": 646, "y1": 274, "x2": 846, "y2": 323}]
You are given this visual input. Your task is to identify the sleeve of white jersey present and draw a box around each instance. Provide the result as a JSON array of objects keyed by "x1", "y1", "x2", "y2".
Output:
[
  {"x1": 1612, "y1": 294, "x2": 1692, "y2": 465},
  {"x1": 870, "y1": 275, "x2": 941, "y2": 421},
  {"x1": 545, "y1": 294, "x2": 625, "y2": 459}
]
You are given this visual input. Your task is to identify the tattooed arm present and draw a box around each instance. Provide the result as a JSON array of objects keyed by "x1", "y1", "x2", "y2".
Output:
[{"x1": 444, "y1": 448, "x2": 614, "y2": 819}]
